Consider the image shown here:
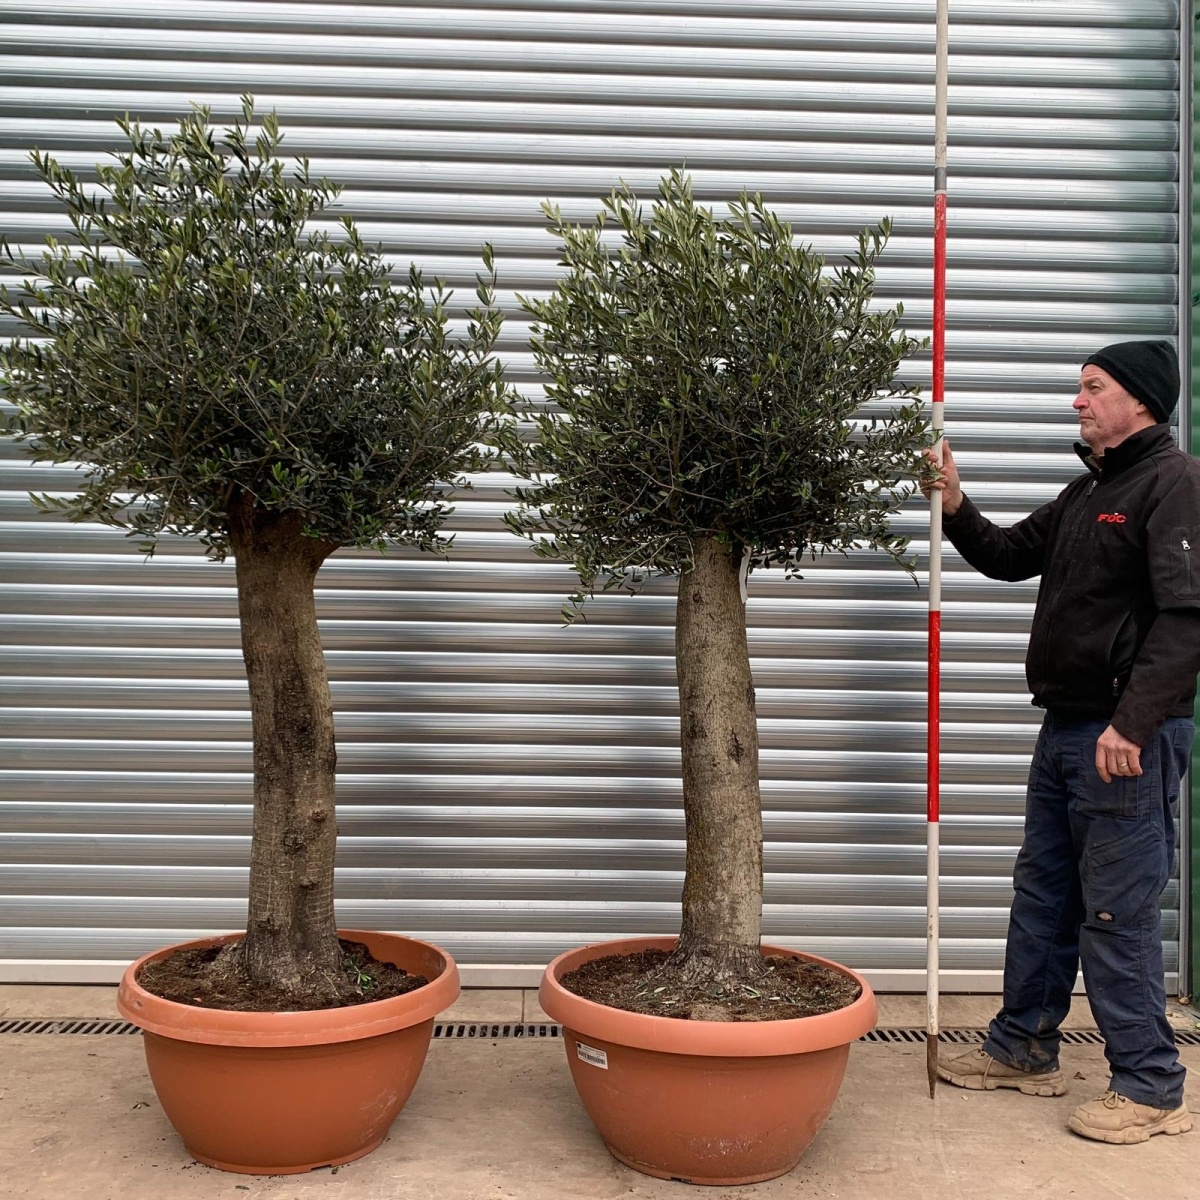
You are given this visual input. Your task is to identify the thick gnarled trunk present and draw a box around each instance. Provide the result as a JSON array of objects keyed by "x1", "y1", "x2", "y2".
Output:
[
  {"x1": 225, "y1": 500, "x2": 348, "y2": 1004},
  {"x1": 665, "y1": 535, "x2": 765, "y2": 987}
]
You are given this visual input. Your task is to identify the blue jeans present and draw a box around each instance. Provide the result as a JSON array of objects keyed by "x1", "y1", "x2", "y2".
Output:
[{"x1": 983, "y1": 712, "x2": 1192, "y2": 1109}]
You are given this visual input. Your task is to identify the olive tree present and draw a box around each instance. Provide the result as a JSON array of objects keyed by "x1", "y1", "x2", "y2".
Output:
[
  {"x1": 0, "y1": 100, "x2": 508, "y2": 1006},
  {"x1": 508, "y1": 171, "x2": 926, "y2": 991}
]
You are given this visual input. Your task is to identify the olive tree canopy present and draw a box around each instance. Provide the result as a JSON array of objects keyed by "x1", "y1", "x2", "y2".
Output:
[
  {"x1": 508, "y1": 170, "x2": 925, "y2": 616},
  {"x1": 2, "y1": 97, "x2": 505, "y2": 560}
]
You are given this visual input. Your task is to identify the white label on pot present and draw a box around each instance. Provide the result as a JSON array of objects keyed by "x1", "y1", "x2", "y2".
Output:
[{"x1": 575, "y1": 1041, "x2": 608, "y2": 1069}]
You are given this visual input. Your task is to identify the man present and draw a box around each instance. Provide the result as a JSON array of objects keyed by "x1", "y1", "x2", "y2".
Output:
[{"x1": 923, "y1": 339, "x2": 1199, "y2": 1143}]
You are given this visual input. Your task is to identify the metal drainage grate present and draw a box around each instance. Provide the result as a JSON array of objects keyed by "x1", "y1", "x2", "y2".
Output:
[
  {"x1": 0, "y1": 1019, "x2": 1196, "y2": 1047},
  {"x1": 863, "y1": 1027, "x2": 938, "y2": 1044},
  {"x1": 0, "y1": 1018, "x2": 141, "y2": 1035},
  {"x1": 0, "y1": 1019, "x2": 566, "y2": 1039},
  {"x1": 1057, "y1": 1031, "x2": 1109, "y2": 1046},
  {"x1": 432, "y1": 1022, "x2": 561, "y2": 1039},
  {"x1": 862, "y1": 1028, "x2": 1200, "y2": 1047}
]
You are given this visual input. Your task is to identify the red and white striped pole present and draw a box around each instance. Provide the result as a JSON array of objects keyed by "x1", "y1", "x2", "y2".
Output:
[{"x1": 926, "y1": 0, "x2": 949, "y2": 1100}]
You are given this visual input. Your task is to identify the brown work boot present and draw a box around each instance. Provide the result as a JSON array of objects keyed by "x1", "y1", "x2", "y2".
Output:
[
  {"x1": 937, "y1": 1046, "x2": 1066, "y2": 1096},
  {"x1": 1067, "y1": 1091, "x2": 1193, "y2": 1144}
]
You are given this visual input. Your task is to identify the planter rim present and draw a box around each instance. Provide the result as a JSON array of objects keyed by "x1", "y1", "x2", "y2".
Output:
[
  {"x1": 116, "y1": 929, "x2": 459, "y2": 1047},
  {"x1": 540, "y1": 936, "x2": 876, "y2": 1057}
]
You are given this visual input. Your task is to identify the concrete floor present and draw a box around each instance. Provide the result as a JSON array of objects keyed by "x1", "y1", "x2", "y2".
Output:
[{"x1": 1, "y1": 986, "x2": 1198, "y2": 1200}]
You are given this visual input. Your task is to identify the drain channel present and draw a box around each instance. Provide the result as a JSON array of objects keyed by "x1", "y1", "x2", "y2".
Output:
[
  {"x1": 0, "y1": 1018, "x2": 141, "y2": 1035},
  {"x1": 2, "y1": 1018, "x2": 1197, "y2": 1046},
  {"x1": 433, "y1": 1023, "x2": 561, "y2": 1040},
  {"x1": 858, "y1": 1028, "x2": 1122, "y2": 1046}
]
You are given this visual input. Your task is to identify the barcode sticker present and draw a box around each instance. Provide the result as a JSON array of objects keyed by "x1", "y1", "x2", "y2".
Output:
[{"x1": 575, "y1": 1041, "x2": 608, "y2": 1069}]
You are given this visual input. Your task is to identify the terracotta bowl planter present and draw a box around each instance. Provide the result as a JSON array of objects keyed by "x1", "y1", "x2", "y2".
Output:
[
  {"x1": 540, "y1": 936, "x2": 876, "y2": 1186},
  {"x1": 116, "y1": 929, "x2": 460, "y2": 1175}
]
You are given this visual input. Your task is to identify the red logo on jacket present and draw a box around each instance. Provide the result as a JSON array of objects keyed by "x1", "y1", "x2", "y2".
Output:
[{"x1": 1097, "y1": 512, "x2": 1127, "y2": 524}]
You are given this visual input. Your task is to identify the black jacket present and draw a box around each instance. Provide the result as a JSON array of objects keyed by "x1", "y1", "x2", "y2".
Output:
[{"x1": 943, "y1": 423, "x2": 1200, "y2": 746}]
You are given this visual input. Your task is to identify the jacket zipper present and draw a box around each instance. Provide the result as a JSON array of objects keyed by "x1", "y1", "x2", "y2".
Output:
[{"x1": 1107, "y1": 611, "x2": 1137, "y2": 700}]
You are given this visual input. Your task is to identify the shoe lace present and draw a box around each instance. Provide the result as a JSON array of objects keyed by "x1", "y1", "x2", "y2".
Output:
[{"x1": 1100, "y1": 1091, "x2": 1128, "y2": 1110}]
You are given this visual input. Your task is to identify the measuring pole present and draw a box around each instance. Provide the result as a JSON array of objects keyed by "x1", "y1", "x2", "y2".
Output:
[{"x1": 926, "y1": 0, "x2": 949, "y2": 1101}]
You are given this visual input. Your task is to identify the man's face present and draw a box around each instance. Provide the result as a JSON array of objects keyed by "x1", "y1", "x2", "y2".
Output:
[{"x1": 1072, "y1": 365, "x2": 1153, "y2": 452}]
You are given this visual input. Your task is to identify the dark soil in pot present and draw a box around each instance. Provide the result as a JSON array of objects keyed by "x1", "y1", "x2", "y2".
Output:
[
  {"x1": 138, "y1": 938, "x2": 429, "y2": 1012},
  {"x1": 560, "y1": 948, "x2": 860, "y2": 1021}
]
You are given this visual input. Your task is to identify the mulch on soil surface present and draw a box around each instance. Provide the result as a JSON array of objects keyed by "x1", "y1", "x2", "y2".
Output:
[
  {"x1": 560, "y1": 949, "x2": 861, "y2": 1022},
  {"x1": 138, "y1": 938, "x2": 429, "y2": 1012}
]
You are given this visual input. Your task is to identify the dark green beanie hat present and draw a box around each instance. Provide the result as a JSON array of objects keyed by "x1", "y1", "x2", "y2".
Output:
[{"x1": 1082, "y1": 339, "x2": 1179, "y2": 423}]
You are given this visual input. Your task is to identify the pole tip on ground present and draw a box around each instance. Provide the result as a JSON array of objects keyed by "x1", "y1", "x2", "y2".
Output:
[{"x1": 926, "y1": 1032, "x2": 937, "y2": 1099}]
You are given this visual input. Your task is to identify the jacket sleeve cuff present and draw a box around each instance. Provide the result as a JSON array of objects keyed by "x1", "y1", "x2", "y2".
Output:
[
  {"x1": 942, "y1": 494, "x2": 988, "y2": 547},
  {"x1": 942, "y1": 493, "x2": 977, "y2": 530},
  {"x1": 1108, "y1": 713, "x2": 1155, "y2": 749}
]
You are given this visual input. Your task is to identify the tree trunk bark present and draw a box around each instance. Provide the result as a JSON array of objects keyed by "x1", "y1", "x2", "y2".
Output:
[
  {"x1": 223, "y1": 498, "x2": 349, "y2": 1005},
  {"x1": 663, "y1": 535, "x2": 766, "y2": 987}
]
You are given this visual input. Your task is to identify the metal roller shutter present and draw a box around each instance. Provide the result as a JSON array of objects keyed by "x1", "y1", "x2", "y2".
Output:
[{"x1": 0, "y1": 0, "x2": 1185, "y2": 987}]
